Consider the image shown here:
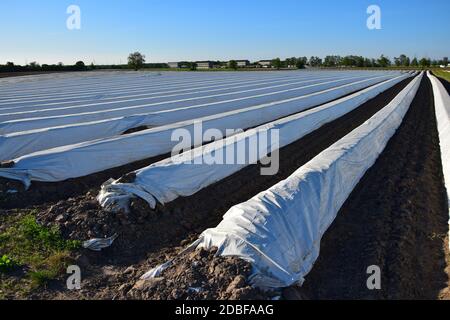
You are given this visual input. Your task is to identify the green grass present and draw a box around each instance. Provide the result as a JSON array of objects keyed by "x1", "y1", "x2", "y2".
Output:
[
  {"x1": 0, "y1": 255, "x2": 16, "y2": 273},
  {"x1": 0, "y1": 213, "x2": 81, "y2": 293},
  {"x1": 432, "y1": 69, "x2": 450, "y2": 82}
]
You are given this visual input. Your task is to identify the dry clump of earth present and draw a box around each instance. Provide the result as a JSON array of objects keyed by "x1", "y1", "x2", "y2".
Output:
[
  {"x1": 36, "y1": 190, "x2": 156, "y2": 242},
  {"x1": 128, "y1": 247, "x2": 277, "y2": 300}
]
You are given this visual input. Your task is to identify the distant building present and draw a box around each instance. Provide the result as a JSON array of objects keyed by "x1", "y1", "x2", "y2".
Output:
[
  {"x1": 196, "y1": 61, "x2": 214, "y2": 69},
  {"x1": 235, "y1": 60, "x2": 250, "y2": 67},
  {"x1": 258, "y1": 60, "x2": 272, "y2": 68},
  {"x1": 168, "y1": 62, "x2": 180, "y2": 68}
]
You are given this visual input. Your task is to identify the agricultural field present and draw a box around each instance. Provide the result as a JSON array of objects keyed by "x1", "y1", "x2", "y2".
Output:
[
  {"x1": 0, "y1": 70, "x2": 449, "y2": 300},
  {"x1": 434, "y1": 69, "x2": 450, "y2": 83}
]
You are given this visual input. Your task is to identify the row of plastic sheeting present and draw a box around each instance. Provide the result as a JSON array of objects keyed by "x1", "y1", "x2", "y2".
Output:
[
  {"x1": 0, "y1": 74, "x2": 402, "y2": 161},
  {"x1": 0, "y1": 73, "x2": 361, "y2": 120},
  {"x1": 0, "y1": 73, "x2": 395, "y2": 135},
  {"x1": 142, "y1": 73, "x2": 422, "y2": 288},
  {"x1": 0, "y1": 71, "x2": 269, "y2": 100},
  {"x1": 97, "y1": 73, "x2": 413, "y2": 212},
  {"x1": 0, "y1": 74, "x2": 411, "y2": 185},
  {"x1": 427, "y1": 72, "x2": 450, "y2": 248},
  {"x1": 0, "y1": 71, "x2": 398, "y2": 108}
]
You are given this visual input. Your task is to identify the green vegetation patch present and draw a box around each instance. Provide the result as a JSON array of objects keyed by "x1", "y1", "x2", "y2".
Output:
[
  {"x1": 433, "y1": 69, "x2": 450, "y2": 83},
  {"x1": 0, "y1": 212, "x2": 81, "y2": 293},
  {"x1": 0, "y1": 255, "x2": 16, "y2": 273}
]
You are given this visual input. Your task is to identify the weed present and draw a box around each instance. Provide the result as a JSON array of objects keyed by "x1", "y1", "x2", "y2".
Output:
[
  {"x1": 0, "y1": 213, "x2": 81, "y2": 291},
  {"x1": 0, "y1": 255, "x2": 16, "y2": 273},
  {"x1": 29, "y1": 270, "x2": 56, "y2": 288}
]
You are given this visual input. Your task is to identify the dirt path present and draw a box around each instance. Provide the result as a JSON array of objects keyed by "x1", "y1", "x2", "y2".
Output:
[
  {"x1": 297, "y1": 75, "x2": 449, "y2": 300},
  {"x1": 18, "y1": 77, "x2": 416, "y2": 300}
]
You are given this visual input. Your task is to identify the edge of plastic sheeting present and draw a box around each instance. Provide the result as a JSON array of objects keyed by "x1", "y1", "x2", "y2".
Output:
[
  {"x1": 192, "y1": 72, "x2": 423, "y2": 289},
  {"x1": 97, "y1": 73, "x2": 413, "y2": 212},
  {"x1": 427, "y1": 71, "x2": 450, "y2": 249},
  {"x1": 82, "y1": 233, "x2": 119, "y2": 251},
  {"x1": 140, "y1": 239, "x2": 201, "y2": 280},
  {"x1": 97, "y1": 178, "x2": 158, "y2": 212},
  {"x1": 0, "y1": 168, "x2": 31, "y2": 189}
]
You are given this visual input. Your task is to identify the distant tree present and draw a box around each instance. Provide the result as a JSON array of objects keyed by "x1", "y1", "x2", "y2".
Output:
[
  {"x1": 323, "y1": 55, "x2": 341, "y2": 67},
  {"x1": 189, "y1": 62, "x2": 197, "y2": 71},
  {"x1": 323, "y1": 56, "x2": 333, "y2": 67},
  {"x1": 6, "y1": 62, "x2": 14, "y2": 67},
  {"x1": 341, "y1": 56, "x2": 354, "y2": 67},
  {"x1": 377, "y1": 55, "x2": 391, "y2": 67},
  {"x1": 419, "y1": 57, "x2": 430, "y2": 67},
  {"x1": 297, "y1": 57, "x2": 308, "y2": 68},
  {"x1": 355, "y1": 56, "x2": 365, "y2": 67},
  {"x1": 295, "y1": 58, "x2": 306, "y2": 69},
  {"x1": 209, "y1": 61, "x2": 220, "y2": 68},
  {"x1": 272, "y1": 58, "x2": 282, "y2": 70},
  {"x1": 285, "y1": 57, "x2": 294, "y2": 68},
  {"x1": 229, "y1": 60, "x2": 238, "y2": 70},
  {"x1": 410, "y1": 57, "x2": 419, "y2": 67},
  {"x1": 287, "y1": 57, "x2": 301, "y2": 68},
  {"x1": 341, "y1": 55, "x2": 364, "y2": 67},
  {"x1": 404, "y1": 57, "x2": 410, "y2": 67},
  {"x1": 128, "y1": 52, "x2": 146, "y2": 71},
  {"x1": 26, "y1": 61, "x2": 40, "y2": 71},
  {"x1": 397, "y1": 54, "x2": 409, "y2": 66},
  {"x1": 74, "y1": 60, "x2": 86, "y2": 70},
  {"x1": 364, "y1": 58, "x2": 373, "y2": 67},
  {"x1": 309, "y1": 56, "x2": 322, "y2": 67}
]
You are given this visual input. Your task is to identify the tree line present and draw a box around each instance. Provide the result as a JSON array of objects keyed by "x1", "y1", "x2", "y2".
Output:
[
  {"x1": 0, "y1": 61, "x2": 90, "y2": 73},
  {"x1": 1, "y1": 53, "x2": 448, "y2": 73},
  {"x1": 267, "y1": 55, "x2": 448, "y2": 69},
  {"x1": 307, "y1": 54, "x2": 448, "y2": 68}
]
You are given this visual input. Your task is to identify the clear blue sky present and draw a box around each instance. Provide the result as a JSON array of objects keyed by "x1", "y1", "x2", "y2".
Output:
[{"x1": 1, "y1": 0, "x2": 449, "y2": 65}]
